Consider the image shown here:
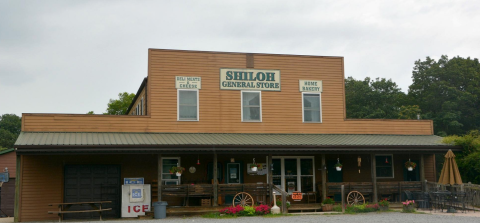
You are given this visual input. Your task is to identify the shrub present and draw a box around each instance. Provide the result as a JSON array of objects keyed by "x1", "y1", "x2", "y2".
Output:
[
  {"x1": 219, "y1": 205, "x2": 244, "y2": 215},
  {"x1": 343, "y1": 203, "x2": 379, "y2": 213},
  {"x1": 255, "y1": 204, "x2": 271, "y2": 215},
  {"x1": 322, "y1": 197, "x2": 335, "y2": 205},
  {"x1": 378, "y1": 198, "x2": 389, "y2": 207},
  {"x1": 241, "y1": 206, "x2": 256, "y2": 216}
]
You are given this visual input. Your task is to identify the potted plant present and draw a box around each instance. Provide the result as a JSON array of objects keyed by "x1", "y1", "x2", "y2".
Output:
[
  {"x1": 402, "y1": 200, "x2": 415, "y2": 212},
  {"x1": 405, "y1": 161, "x2": 417, "y2": 171},
  {"x1": 250, "y1": 163, "x2": 259, "y2": 172},
  {"x1": 335, "y1": 163, "x2": 343, "y2": 171},
  {"x1": 170, "y1": 166, "x2": 185, "y2": 176},
  {"x1": 378, "y1": 198, "x2": 389, "y2": 211},
  {"x1": 322, "y1": 197, "x2": 335, "y2": 212}
]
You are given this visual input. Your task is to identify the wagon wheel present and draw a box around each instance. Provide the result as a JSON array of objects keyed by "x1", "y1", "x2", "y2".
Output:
[
  {"x1": 347, "y1": 191, "x2": 365, "y2": 205},
  {"x1": 233, "y1": 192, "x2": 254, "y2": 207}
]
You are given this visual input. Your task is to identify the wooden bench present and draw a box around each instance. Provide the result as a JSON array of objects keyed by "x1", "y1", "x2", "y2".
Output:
[{"x1": 48, "y1": 201, "x2": 112, "y2": 222}]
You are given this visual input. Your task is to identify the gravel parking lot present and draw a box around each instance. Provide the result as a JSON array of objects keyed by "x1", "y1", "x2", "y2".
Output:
[{"x1": 51, "y1": 212, "x2": 480, "y2": 223}]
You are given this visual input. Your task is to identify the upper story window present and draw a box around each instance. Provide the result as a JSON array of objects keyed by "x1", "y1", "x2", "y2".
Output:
[
  {"x1": 178, "y1": 89, "x2": 199, "y2": 121},
  {"x1": 242, "y1": 91, "x2": 262, "y2": 122},
  {"x1": 302, "y1": 93, "x2": 322, "y2": 123}
]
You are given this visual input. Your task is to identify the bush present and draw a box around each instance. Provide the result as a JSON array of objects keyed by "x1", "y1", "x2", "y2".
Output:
[
  {"x1": 219, "y1": 205, "x2": 244, "y2": 215},
  {"x1": 342, "y1": 203, "x2": 379, "y2": 213},
  {"x1": 255, "y1": 204, "x2": 271, "y2": 215},
  {"x1": 322, "y1": 197, "x2": 335, "y2": 205},
  {"x1": 240, "y1": 206, "x2": 256, "y2": 216},
  {"x1": 378, "y1": 198, "x2": 389, "y2": 207}
]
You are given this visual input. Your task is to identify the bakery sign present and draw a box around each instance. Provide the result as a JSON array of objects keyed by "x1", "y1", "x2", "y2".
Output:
[
  {"x1": 176, "y1": 76, "x2": 201, "y2": 89},
  {"x1": 220, "y1": 68, "x2": 281, "y2": 91},
  {"x1": 299, "y1": 80, "x2": 322, "y2": 92}
]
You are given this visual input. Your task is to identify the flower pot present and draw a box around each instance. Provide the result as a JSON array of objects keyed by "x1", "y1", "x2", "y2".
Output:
[
  {"x1": 402, "y1": 205, "x2": 414, "y2": 212},
  {"x1": 322, "y1": 204, "x2": 333, "y2": 212},
  {"x1": 407, "y1": 167, "x2": 413, "y2": 171},
  {"x1": 251, "y1": 167, "x2": 258, "y2": 171},
  {"x1": 176, "y1": 172, "x2": 182, "y2": 177},
  {"x1": 379, "y1": 206, "x2": 389, "y2": 211},
  {"x1": 336, "y1": 167, "x2": 342, "y2": 171}
]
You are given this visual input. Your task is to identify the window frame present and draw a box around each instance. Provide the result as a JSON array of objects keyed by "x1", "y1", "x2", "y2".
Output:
[
  {"x1": 140, "y1": 97, "x2": 144, "y2": 115},
  {"x1": 241, "y1": 90, "x2": 262, "y2": 122},
  {"x1": 268, "y1": 156, "x2": 315, "y2": 194},
  {"x1": 177, "y1": 89, "x2": 199, "y2": 121},
  {"x1": 375, "y1": 154, "x2": 394, "y2": 179},
  {"x1": 161, "y1": 157, "x2": 181, "y2": 185},
  {"x1": 302, "y1": 92, "x2": 322, "y2": 123}
]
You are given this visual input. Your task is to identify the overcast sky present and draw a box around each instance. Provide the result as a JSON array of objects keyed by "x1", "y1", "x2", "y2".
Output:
[{"x1": 1, "y1": 0, "x2": 479, "y2": 116}]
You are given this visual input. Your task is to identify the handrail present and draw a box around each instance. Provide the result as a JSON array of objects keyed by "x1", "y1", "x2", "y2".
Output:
[{"x1": 272, "y1": 185, "x2": 288, "y2": 214}]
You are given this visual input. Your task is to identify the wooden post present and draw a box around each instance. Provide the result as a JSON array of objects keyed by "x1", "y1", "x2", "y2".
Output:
[
  {"x1": 14, "y1": 155, "x2": 21, "y2": 222},
  {"x1": 371, "y1": 154, "x2": 378, "y2": 203},
  {"x1": 213, "y1": 153, "x2": 218, "y2": 206},
  {"x1": 268, "y1": 154, "x2": 273, "y2": 205},
  {"x1": 281, "y1": 192, "x2": 287, "y2": 214},
  {"x1": 321, "y1": 154, "x2": 327, "y2": 202},
  {"x1": 341, "y1": 185, "x2": 345, "y2": 213},
  {"x1": 157, "y1": 154, "x2": 162, "y2": 202}
]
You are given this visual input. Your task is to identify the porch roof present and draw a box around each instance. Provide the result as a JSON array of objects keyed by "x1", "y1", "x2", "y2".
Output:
[{"x1": 14, "y1": 132, "x2": 459, "y2": 154}]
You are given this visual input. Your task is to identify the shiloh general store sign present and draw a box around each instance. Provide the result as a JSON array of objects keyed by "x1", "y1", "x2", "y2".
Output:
[
  {"x1": 220, "y1": 68, "x2": 281, "y2": 91},
  {"x1": 176, "y1": 76, "x2": 202, "y2": 89},
  {"x1": 299, "y1": 80, "x2": 323, "y2": 92}
]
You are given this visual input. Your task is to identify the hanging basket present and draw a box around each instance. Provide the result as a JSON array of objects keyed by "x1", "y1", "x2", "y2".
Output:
[
  {"x1": 407, "y1": 167, "x2": 413, "y2": 171},
  {"x1": 336, "y1": 166, "x2": 342, "y2": 171},
  {"x1": 176, "y1": 172, "x2": 182, "y2": 177},
  {"x1": 251, "y1": 166, "x2": 258, "y2": 172}
]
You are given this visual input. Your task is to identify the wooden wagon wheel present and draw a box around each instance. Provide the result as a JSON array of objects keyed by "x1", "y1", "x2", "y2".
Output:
[
  {"x1": 233, "y1": 192, "x2": 254, "y2": 207},
  {"x1": 347, "y1": 191, "x2": 365, "y2": 205}
]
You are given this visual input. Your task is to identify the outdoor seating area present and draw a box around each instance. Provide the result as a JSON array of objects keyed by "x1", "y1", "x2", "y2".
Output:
[{"x1": 403, "y1": 186, "x2": 479, "y2": 213}]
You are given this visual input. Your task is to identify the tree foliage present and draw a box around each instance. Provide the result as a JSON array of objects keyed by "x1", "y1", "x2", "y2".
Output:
[
  {"x1": 345, "y1": 77, "x2": 406, "y2": 119},
  {"x1": 104, "y1": 92, "x2": 136, "y2": 115},
  {"x1": 442, "y1": 131, "x2": 480, "y2": 184},
  {"x1": 0, "y1": 114, "x2": 21, "y2": 148},
  {"x1": 409, "y1": 55, "x2": 480, "y2": 136}
]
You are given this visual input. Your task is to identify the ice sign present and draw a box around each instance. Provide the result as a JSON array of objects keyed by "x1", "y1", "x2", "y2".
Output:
[
  {"x1": 124, "y1": 178, "x2": 144, "y2": 185},
  {"x1": 132, "y1": 189, "x2": 142, "y2": 198}
]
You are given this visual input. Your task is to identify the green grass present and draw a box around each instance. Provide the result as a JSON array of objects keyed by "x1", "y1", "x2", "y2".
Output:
[
  {"x1": 262, "y1": 213, "x2": 292, "y2": 218},
  {"x1": 201, "y1": 212, "x2": 238, "y2": 219}
]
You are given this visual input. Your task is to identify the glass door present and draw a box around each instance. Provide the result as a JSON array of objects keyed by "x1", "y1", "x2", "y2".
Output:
[
  {"x1": 284, "y1": 159, "x2": 297, "y2": 194},
  {"x1": 227, "y1": 163, "x2": 241, "y2": 184}
]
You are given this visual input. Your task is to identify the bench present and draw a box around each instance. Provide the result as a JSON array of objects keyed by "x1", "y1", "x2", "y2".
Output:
[{"x1": 48, "y1": 201, "x2": 112, "y2": 222}]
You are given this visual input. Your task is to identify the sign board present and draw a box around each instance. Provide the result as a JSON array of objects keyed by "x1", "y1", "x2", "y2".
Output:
[
  {"x1": 220, "y1": 68, "x2": 281, "y2": 91},
  {"x1": 124, "y1": 178, "x2": 144, "y2": 185},
  {"x1": 246, "y1": 163, "x2": 268, "y2": 175},
  {"x1": 175, "y1": 76, "x2": 201, "y2": 89},
  {"x1": 121, "y1": 184, "x2": 151, "y2": 218},
  {"x1": 0, "y1": 172, "x2": 9, "y2": 182},
  {"x1": 299, "y1": 80, "x2": 323, "y2": 92},
  {"x1": 291, "y1": 191, "x2": 303, "y2": 201}
]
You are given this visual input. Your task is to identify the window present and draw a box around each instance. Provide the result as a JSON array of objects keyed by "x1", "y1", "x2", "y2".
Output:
[
  {"x1": 161, "y1": 158, "x2": 181, "y2": 185},
  {"x1": 241, "y1": 91, "x2": 261, "y2": 122},
  {"x1": 140, "y1": 97, "x2": 144, "y2": 115},
  {"x1": 376, "y1": 155, "x2": 394, "y2": 178},
  {"x1": 136, "y1": 104, "x2": 139, "y2": 115},
  {"x1": 271, "y1": 156, "x2": 315, "y2": 194},
  {"x1": 178, "y1": 89, "x2": 199, "y2": 121},
  {"x1": 302, "y1": 93, "x2": 321, "y2": 122}
]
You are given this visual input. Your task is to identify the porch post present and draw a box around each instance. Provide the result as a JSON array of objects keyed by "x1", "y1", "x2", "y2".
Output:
[
  {"x1": 420, "y1": 154, "x2": 425, "y2": 191},
  {"x1": 157, "y1": 154, "x2": 162, "y2": 202},
  {"x1": 371, "y1": 154, "x2": 378, "y2": 203},
  {"x1": 14, "y1": 155, "x2": 21, "y2": 222},
  {"x1": 213, "y1": 152, "x2": 218, "y2": 206},
  {"x1": 321, "y1": 154, "x2": 327, "y2": 202},
  {"x1": 268, "y1": 154, "x2": 273, "y2": 205}
]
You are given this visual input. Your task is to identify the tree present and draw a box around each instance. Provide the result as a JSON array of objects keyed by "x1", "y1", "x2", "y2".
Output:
[
  {"x1": 409, "y1": 55, "x2": 480, "y2": 136},
  {"x1": 0, "y1": 114, "x2": 21, "y2": 148},
  {"x1": 398, "y1": 105, "x2": 421, "y2": 120},
  {"x1": 442, "y1": 131, "x2": 480, "y2": 184},
  {"x1": 87, "y1": 111, "x2": 95, "y2": 114},
  {"x1": 345, "y1": 77, "x2": 406, "y2": 119},
  {"x1": 104, "y1": 92, "x2": 136, "y2": 115}
]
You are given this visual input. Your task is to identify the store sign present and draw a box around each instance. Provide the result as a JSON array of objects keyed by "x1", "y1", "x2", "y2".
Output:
[
  {"x1": 291, "y1": 191, "x2": 303, "y2": 201},
  {"x1": 176, "y1": 76, "x2": 201, "y2": 89},
  {"x1": 220, "y1": 68, "x2": 281, "y2": 91},
  {"x1": 299, "y1": 80, "x2": 323, "y2": 92},
  {"x1": 124, "y1": 178, "x2": 144, "y2": 185}
]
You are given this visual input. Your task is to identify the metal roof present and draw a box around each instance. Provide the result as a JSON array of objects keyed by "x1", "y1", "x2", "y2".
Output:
[
  {"x1": 15, "y1": 132, "x2": 449, "y2": 147},
  {"x1": 0, "y1": 148, "x2": 14, "y2": 155}
]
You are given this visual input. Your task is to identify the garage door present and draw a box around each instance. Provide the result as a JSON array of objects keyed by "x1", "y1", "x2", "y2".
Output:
[{"x1": 64, "y1": 165, "x2": 120, "y2": 219}]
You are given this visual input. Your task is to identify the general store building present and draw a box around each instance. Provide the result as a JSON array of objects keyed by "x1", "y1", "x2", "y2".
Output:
[{"x1": 14, "y1": 49, "x2": 458, "y2": 222}]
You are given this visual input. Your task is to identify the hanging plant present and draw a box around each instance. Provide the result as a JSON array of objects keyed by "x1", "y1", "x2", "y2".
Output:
[
  {"x1": 335, "y1": 162, "x2": 343, "y2": 171},
  {"x1": 170, "y1": 166, "x2": 185, "y2": 176},
  {"x1": 404, "y1": 161, "x2": 416, "y2": 171},
  {"x1": 250, "y1": 163, "x2": 260, "y2": 171}
]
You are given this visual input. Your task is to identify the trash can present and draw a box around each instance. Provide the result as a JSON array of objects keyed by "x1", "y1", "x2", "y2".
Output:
[{"x1": 153, "y1": 201, "x2": 168, "y2": 219}]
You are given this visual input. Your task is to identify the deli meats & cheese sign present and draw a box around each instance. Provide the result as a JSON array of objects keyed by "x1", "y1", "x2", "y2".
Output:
[{"x1": 220, "y1": 68, "x2": 281, "y2": 91}]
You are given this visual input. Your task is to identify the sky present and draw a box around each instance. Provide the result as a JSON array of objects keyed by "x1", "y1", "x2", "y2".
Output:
[{"x1": 1, "y1": 0, "x2": 479, "y2": 116}]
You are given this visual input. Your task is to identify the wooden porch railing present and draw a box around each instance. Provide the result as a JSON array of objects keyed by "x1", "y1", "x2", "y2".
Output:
[{"x1": 325, "y1": 181, "x2": 423, "y2": 202}]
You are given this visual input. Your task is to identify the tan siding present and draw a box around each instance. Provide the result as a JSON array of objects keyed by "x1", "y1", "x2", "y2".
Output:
[
  {"x1": 0, "y1": 151, "x2": 16, "y2": 177},
  {"x1": 22, "y1": 49, "x2": 434, "y2": 135}
]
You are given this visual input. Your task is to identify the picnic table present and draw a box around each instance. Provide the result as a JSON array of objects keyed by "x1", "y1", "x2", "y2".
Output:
[{"x1": 48, "y1": 201, "x2": 112, "y2": 222}]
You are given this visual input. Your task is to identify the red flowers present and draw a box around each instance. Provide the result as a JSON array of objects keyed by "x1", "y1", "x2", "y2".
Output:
[
  {"x1": 219, "y1": 205, "x2": 244, "y2": 215},
  {"x1": 255, "y1": 204, "x2": 271, "y2": 215}
]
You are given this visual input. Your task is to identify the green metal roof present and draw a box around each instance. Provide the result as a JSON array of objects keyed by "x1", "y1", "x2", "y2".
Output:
[
  {"x1": 0, "y1": 148, "x2": 14, "y2": 155},
  {"x1": 15, "y1": 132, "x2": 448, "y2": 147}
]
